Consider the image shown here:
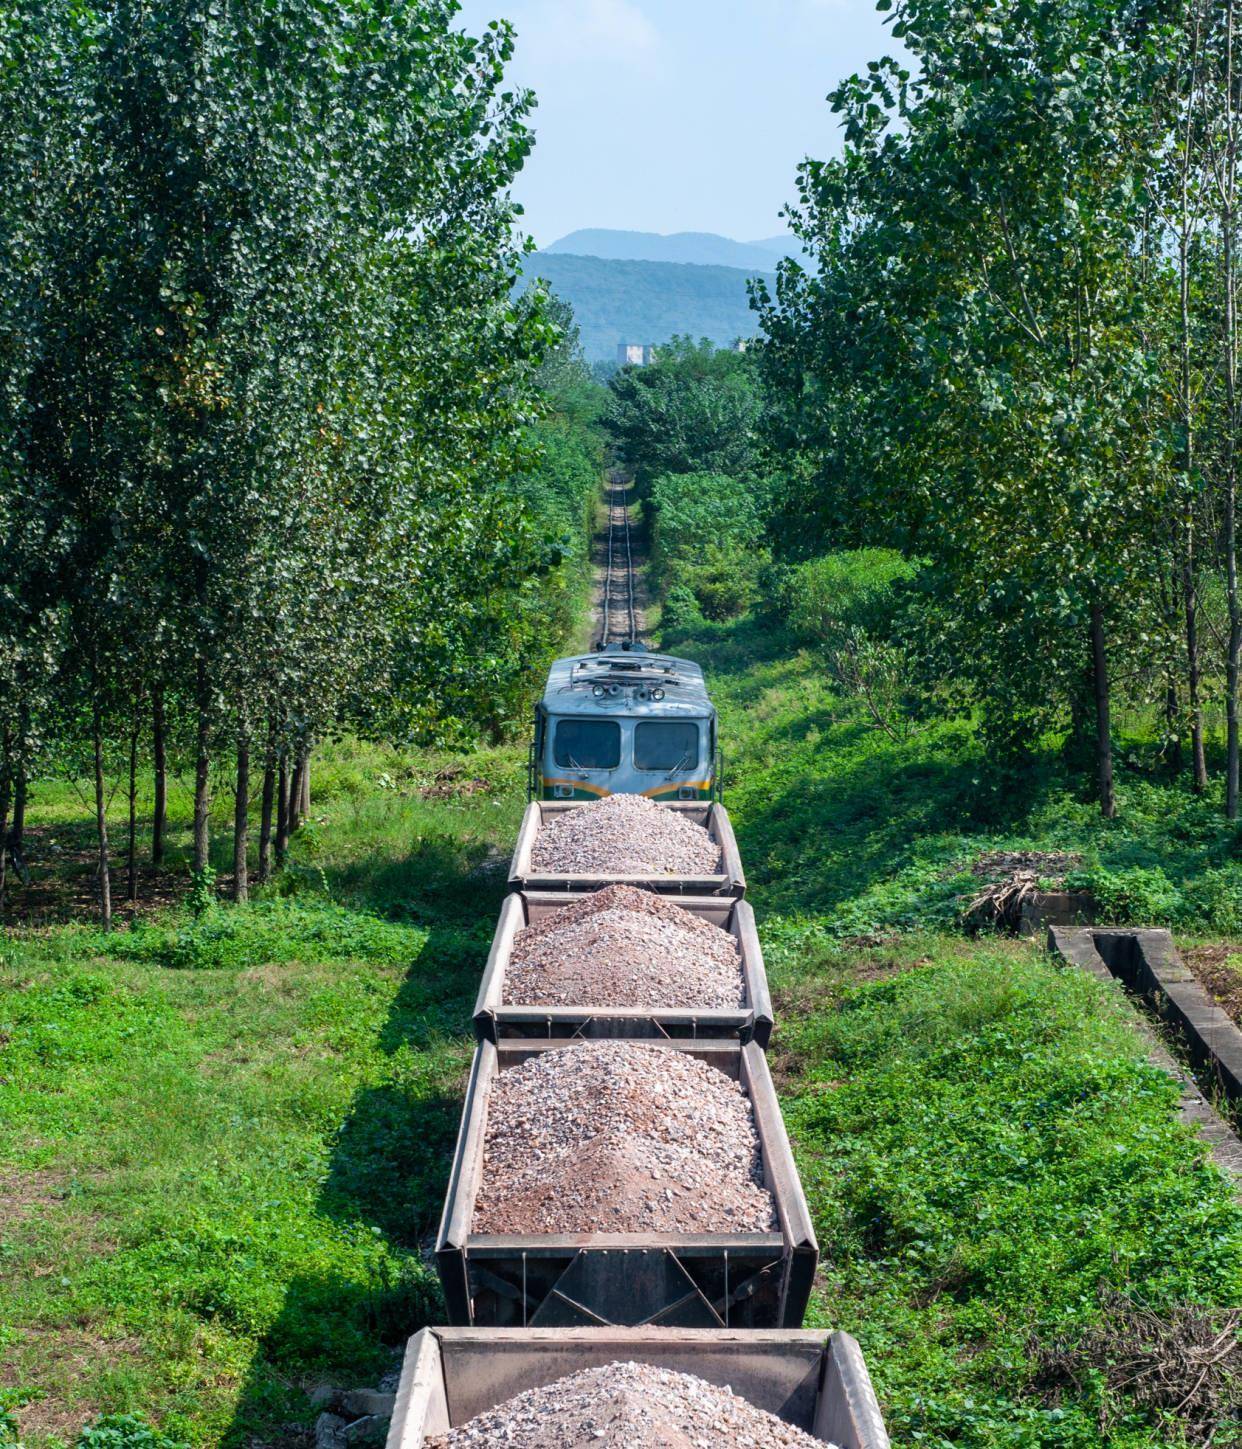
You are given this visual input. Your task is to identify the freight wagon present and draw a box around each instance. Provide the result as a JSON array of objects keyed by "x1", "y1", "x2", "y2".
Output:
[
  {"x1": 473, "y1": 890, "x2": 773, "y2": 1047},
  {"x1": 508, "y1": 799, "x2": 745, "y2": 896},
  {"x1": 387, "y1": 1328, "x2": 891, "y2": 1449},
  {"x1": 435, "y1": 1040, "x2": 817, "y2": 1330}
]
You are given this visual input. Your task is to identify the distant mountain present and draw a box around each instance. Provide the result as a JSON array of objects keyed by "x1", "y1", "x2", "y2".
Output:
[
  {"x1": 520, "y1": 252, "x2": 772, "y2": 363},
  {"x1": 747, "y1": 234, "x2": 804, "y2": 264},
  {"x1": 543, "y1": 228, "x2": 794, "y2": 273}
]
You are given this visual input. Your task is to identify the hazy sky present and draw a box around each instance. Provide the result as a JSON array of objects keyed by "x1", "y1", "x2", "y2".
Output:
[{"x1": 453, "y1": 0, "x2": 903, "y2": 247}]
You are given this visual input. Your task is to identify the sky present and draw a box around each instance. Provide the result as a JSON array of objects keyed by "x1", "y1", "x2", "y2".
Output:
[{"x1": 453, "y1": 0, "x2": 904, "y2": 248}]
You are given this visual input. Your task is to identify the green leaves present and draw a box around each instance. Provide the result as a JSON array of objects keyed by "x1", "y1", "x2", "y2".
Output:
[
  {"x1": 605, "y1": 336, "x2": 763, "y2": 495},
  {"x1": 760, "y1": 0, "x2": 1187, "y2": 777},
  {"x1": 0, "y1": 0, "x2": 564, "y2": 810}
]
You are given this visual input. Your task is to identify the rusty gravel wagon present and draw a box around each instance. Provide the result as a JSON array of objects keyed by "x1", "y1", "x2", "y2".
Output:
[
  {"x1": 435, "y1": 1040, "x2": 816, "y2": 1330},
  {"x1": 473, "y1": 891, "x2": 774, "y2": 1048},
  {"x1": 386, "y1": 1327, "x2": 891, "y2": 1449},
  {"x1": 507, "y1": 799, "x2": 746, "y2": 897}
]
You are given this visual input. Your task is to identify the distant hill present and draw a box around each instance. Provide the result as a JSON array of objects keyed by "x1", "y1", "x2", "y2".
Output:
[
  {"x1": 748, "y1": 235, "x2": 804, "y2": 263},
  {"x1": 520, "y1": 252, "x2": 773, "y2": 363},
  {"x1": 543, "y1": 228, "x2": 797, "y2": 272}
]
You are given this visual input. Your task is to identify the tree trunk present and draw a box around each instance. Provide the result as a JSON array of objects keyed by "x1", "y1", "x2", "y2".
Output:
[
  {"x1": 93, "y1": 707, "x2": 112, "y2": 929},
  {"x1": 233, "y1": 727, "x2": 250, "y2": 903},
  {"x1": 127, "y1": 720, "x2": 138, "y2": 903},
  {"x1": 1090, "y1": 604, "x2": 1115, "y2": 819},
  {"x1": 0, "y1": 738, "x2": 11, "y2": 919},
  {"x1": 288, "y1": 750, "x2": 305, "y2": 836},
  {"x1": 276, "y1": 752, "x2": 290, "y2": 867},
  {"x1": 258, "y1": 724, "x2": 276, "y2": 884},
  {"x1": 1228, "y1": 500, "x2": 1241, "y2": 818},
  {"x1": 192, "y1": 663, "x2": 211, "y2": 874},
  {"x1": 152, "y1": 686, "x2": 167, "y2": 867},
  {"x1": 1183, "y1": 551, "x2": 1208, "y2": 790},
  {"x1": 1177, "y1": 79, "x2": 1209, "y2": 794},
  {"x1": 10, "y1": 759, "x2": 26, "y2": 863},
  {"x1": 1164, "y1": 673, "x2": 1181, "y2": 775},
  {"x1": 300, "y1": 747, "x2": 310, "y2": 816},
  {"x1": 1224, "y1": 0, "x2": 1241, "y2": 818}
]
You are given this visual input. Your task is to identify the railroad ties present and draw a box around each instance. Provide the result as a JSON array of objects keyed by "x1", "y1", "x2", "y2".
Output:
[
  {"x1": 600, "y1": 471, "x2": 638, "y2": 649},
  {"x1": 385, "y1": 794, "x2": 892, "y2": 1448}
]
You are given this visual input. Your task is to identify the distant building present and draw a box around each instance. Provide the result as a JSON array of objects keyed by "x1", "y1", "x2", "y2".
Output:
[
  {"x1": 732, "y1": 338, "x2": 750, "y2": 353},
  {"x1": 617, "y1": 342, "x2": 657, "y2": 367}
]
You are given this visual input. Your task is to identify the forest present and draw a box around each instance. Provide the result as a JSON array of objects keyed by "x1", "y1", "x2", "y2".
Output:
[
  {"x1": 758, "y1": 0, "x2": 1242, "y2": 823},
  {"x1": 0, "y1": 0, "x2": 601, "y2": 927}
]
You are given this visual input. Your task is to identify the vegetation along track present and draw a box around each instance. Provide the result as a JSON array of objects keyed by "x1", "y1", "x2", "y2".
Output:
[{"x1": 598, "y1": 470, "x2": 641, "y2": 647}]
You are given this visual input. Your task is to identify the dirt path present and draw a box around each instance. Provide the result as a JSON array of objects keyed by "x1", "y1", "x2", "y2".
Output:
[{"x1": 590, "y1": 471, "x2": 649, "y2": 648}]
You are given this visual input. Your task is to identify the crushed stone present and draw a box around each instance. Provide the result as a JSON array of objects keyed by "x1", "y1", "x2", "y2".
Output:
[
  {"x1": 531, "y1": 793, "x2": 722, "y2": 877},
  {"x1": 503, "y1": 884, "x2": 744, "y2": 1009},
  {"x1": 425, "y1": 1360, "x2": 834, "y2": 1448},
  {"x1": 472, "y1": 1041, "x2": 775, "y2": 1235}
]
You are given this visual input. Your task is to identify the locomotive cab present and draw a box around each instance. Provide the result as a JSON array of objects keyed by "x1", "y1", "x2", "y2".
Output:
[{"x1": 530, "y1": 643, "x2": 719, "y2": 802}]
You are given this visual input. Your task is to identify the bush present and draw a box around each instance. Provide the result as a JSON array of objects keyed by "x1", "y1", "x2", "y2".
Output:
[
  {"x1": 780, "y1": 549, "x2": 926, "y2": 738},
  {"x1": 75, "y1": 1416, "x2": 188, "y2": 1449},
  {"x1": 660, "y1": 583, "x2": 703, "y2": 632},
  {"x1": 781, "y1": 547, "x2": 918, "y2": 645},
  {"x1": 650, "y1": 472, "x2": 769, "y2": 619},
  {"x1": 650, "y1": 471, "x2": 765, "y2": 564},
  {"x1": 671, "y1": 545, "x2": 761, "y2": 621}
]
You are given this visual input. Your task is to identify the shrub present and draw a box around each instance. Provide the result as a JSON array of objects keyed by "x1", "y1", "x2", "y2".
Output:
[
  {"x1": 649, "y1": 471, "x2": 769, "y2": 608},
  {"x1": 671, "y1": 545, "x2": 761, "y2": 621},
  {"x1": 782, "y1": 547, "x2": 919, "y2": 644},
  {"x1": 780, "y1": 549, "x2": 926, "y2": 739},
  {"x1": 75, "y1": 1416, "x2": 188, "y2": 1449},
  {"x1": 660, "y1": 583, "x2": 703, "y2": 632},
  {"x1": 1065, "y1": 865, "x2": 1185, "y2": 924}
]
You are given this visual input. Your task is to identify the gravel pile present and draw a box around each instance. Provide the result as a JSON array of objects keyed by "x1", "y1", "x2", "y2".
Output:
[
  {"x1": 531, "y1": 793, "x2": 722, "y2": 877},
  {"x1": 426, "y1": 1361, "x2": 832, "y2": 1448},
  {"x1": 472, "y1": 1041, "x2": 775, "y2": 1234},
  {"x1": 503, "y1": 884, "x2": 744, "y2": 1009}
]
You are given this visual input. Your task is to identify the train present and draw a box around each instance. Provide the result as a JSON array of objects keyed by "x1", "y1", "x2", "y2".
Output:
[
  {"x1": 378, "y1": 594, "x2": 892, "y2": 1442},
  {"x1": 529, "y1": 641, "x2": 721, "y2": 802}
]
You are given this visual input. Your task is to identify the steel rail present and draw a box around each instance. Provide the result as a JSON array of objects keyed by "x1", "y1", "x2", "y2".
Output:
[{"x1": 600, "y1": 472, "x2": 636, "y2": 646}]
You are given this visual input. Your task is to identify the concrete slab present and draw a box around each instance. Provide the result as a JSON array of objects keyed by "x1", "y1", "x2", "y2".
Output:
[{"x1": 1048, "y1": 926, "x2": 1242, "y2": 1197}]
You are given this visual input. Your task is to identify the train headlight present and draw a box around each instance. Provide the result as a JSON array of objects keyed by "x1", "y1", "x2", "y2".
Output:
[
  {"x1": 592, "y1": 683, "x2": 606, "y2": 698},
  {"x1": 651, "y1": 687, "x2": 665, "y2": 701}
]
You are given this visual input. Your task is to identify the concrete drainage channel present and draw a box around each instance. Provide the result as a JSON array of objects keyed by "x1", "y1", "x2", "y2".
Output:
[
  {"x1": 1048, "y1": 926, "x2": 1242, "y2": 1193},
  {"x1": 364, "y1": 793, "x2": 892, "y2": 1448}
]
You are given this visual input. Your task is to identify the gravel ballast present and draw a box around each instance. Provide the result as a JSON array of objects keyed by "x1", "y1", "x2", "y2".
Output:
[
  {"x1": 426, "y1": 1361, "x2": 833, "y2": 1448},
  {"x1": 472, "y1": 1041, "x2": 776, "y2": 1234},
  {"x1": 503, "y1": 884, "x2": 744, "y2": 1009},
  {"x1": 530, "y1": 793, "x2": 722, "y2": 877}
]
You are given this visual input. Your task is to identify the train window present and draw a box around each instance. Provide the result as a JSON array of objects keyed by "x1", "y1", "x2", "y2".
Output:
[
  {"x1": 553, "y1": 719, "x2": 621, "y2": 769},
  {"x1": 635, "y1": 721, "x2": 700, "y2": 771}
]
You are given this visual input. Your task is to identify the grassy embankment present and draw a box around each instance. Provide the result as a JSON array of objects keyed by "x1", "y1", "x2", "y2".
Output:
[{"x1": 2, "y1": 615, "x2": 1241, "y2": 1447}]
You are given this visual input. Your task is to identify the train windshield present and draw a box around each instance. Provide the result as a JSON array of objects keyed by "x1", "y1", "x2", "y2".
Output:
[
  {"x1": 553, "y1": 718, "x2": 621, "y2": 769},
  {"x1": 634, "y1": 720, "x2": 700, "y2": 772}
]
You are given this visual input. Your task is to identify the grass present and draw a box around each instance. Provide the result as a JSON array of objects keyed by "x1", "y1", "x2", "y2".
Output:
[
  {"x1": 1, "y1": 615, "x2": 1240, "y2": 1446},
  {"x1": 1, "y1": 743, "x2": 521, "y2": 1446},
  {"x1": 775, "y1": 937, "x2": 1241, "y2": 1447}
]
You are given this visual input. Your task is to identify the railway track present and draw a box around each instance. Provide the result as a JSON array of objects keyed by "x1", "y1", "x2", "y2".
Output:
[{"x1": 599, "y1": 471, "x2": 638, "y2": 647}]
